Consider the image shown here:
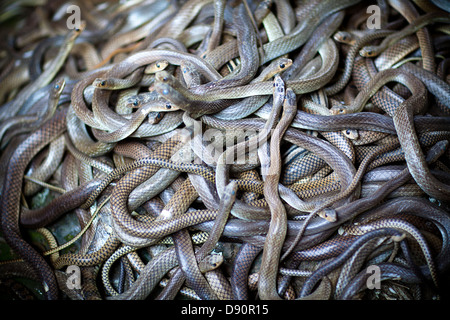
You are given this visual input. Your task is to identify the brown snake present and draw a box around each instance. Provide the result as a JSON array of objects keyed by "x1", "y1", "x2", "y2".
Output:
[
  {"x1": 1, "y1": 0, "x2": 450, "y2": 302},
  {"x1": 0, "y1": 108, "x2": 68, "y2": 299},
  {"x1": 258, "y1": 88, "x2": 297, "y2": 300}
]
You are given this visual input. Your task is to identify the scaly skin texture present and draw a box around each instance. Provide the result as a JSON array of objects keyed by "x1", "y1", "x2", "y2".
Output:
[{"x1": 1, "y1": 107, "x2": 68, "y2": 299}]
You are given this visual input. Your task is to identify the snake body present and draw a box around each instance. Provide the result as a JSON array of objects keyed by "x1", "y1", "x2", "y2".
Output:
[
  {"x1": 1, "y1": 0, "x2": 449, "y2": 302},
  {"x1": 0, "y1": 108, "x2": 68, "y2": 299}
]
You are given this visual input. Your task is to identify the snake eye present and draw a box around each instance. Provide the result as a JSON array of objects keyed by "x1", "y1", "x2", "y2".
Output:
[
  {"x1": 157, "y1": 113, "x2": 162, "y2": 118},
  {"x1": 345, "y1": 130, "x2": 351, "y2": 135},
  {"x1": 166, "y1": 104, "x2": 172, "y2": 109},
  {"x1": 366, "y1": 50, "x2": 372, "y2": 56},
  {"x1": 279, "y1": 63, "x2": 285, "y2": 69},
  {"x1": 163, "y1": 76, "x2": 168, "y2": 82},
  {"x1": 339, "y1": 108, "x2": 345, "y2": 113},
  {"x1": 156, "y1": 63, "x2": 160, "y2": 68},
  {"x1": 101, "y1": 80, "x2": 106, "y2": 86},
  {"x1": 133, "y1": 100, "x2": 139, "y2": 106},
  {"x1": 54, "y1": 84, "x2": 60, "y2": 90}
]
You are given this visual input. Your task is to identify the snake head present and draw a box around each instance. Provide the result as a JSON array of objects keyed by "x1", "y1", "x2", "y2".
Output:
[
  {"x1": 181, "y1": 61, "x2": 195, "y2": 74},
  {"x1": 333, "y1": 31, "x2": 355, "y2": 45},
  {"x1": 155, "y1": 70, "x2": 173, "y2": 84},
  {"x1": 147, "y1": 111, "x2": 163, "y2": 124},
  {"x1": 273, "y1": 75, "x2": 285, "y2": 93},
  {"x1": 342, "y1": 129, "x2": 359, "y2": 140},
  {"x1": 180, "y1": 61, "x2": 201, "y2": 87},
  {"x1": 284, "y1": 88, "x2": 297, "y2": 113},
  {"x1": 319, "y1": 208, "x2": 337, "y2": 222},
  {"x1": 222, "y1": 180, "x2": 238, "y2": 204},
  {"x1": 198, "y1": 254, "x2": 224, "y2": 273},
  {"x1": 359, "y1": 45, "x2": 378, "y2": 57},
  {"x1": 154, "y1": 82, "x2": 188, "y2": 108},
  {"x1": 329, "y1": 105, "x2": 349, "y2": 115},
  {"x1": 144, "y1": 60, "x2": 169, "y2": 74},
  {"x1": 69, "y1": 20, "x2": 86, "y2": 41},
  {"x1": 277, "y1": 58, "x2": 293, "y2": 72},
  {"x1": 127, "y1": 97, "x2": 142, "y2": 108},
  {"x1": 51, "y1": 77, "x2": 66, "y2": 98},
  {"x1": 93, "y1": 78, "x2": 108, "y2": 88}
]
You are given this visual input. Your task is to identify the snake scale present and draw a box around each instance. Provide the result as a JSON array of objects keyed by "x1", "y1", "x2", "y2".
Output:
[{"x1": 0, "y1": 0, "x2": 449, "y2": 301}]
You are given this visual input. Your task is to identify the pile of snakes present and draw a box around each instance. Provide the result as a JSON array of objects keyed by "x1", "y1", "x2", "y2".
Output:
[{"x1": 0, "y1": 0, "x2": 449, "y2": 301}]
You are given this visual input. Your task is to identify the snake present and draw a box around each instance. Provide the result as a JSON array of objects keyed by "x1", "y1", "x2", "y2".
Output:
[
  {"x1": 329, "y1": 67, "x2": 450, "y2": 201},
  {"x1": 4, "y1": 23, "x2": 85, "y2": 120},
  {"x1": 92, "y1": 67, "x2": 144, "y2": 90},
  {"x1": 201, "y1": 116, "x2": 358, "y2": 220},
  {"x1": 203, "y1": 56, "x2": 293, "y2": 120},
  {"x1": 359, "y1": 12, "x2": 450, "y2": 58},
  {"x1": 298, "y1": 227, "x2": 406, "y2": 297},
  {"x1": 319, "y1": 140, "x2": 448, "y2": 235},
  {"x1": 0, "y1": 77, "x2": 66, "y2": 146},
  {"x1": 23, "y1": 135, "x2": 66, "y2": 196},
  {"x1": 388, "y1": 0, "x2": 435, "y2": 72},
  {"x1": 400, "y1": 62, "x2": 450, "y2": 112},
  {"x1": 330, "y1": 67, "x2": 425, "y2": 115},
  {"x1": 374, "y1": 35, "x2": 420, "y2": 71},
  {"x1": 355, "y1": 200, "x2": 450, "y2": 276},
  {"x1": 282, "y1": 10, "x2": 344, "y2": 82},
  {"x1": 340, "y1": 262, "x2": 424, "y2": 300},
  {"x1": 105, "y1": 179, "x2": 237, "y2": 299},
  {"x1": 154, "y1": 71, "x2": 235, "y2": 115},
  {"x1": 311, "y1": 139, "x2": 400, "y2": 218},
  {"x1": 326, "y1": 29, "x2": 395, "y2": 96},
  {"x1": 1, "y1": 0, "x2": 450, "y2": 301},
  {"x1": 230, "y1": 243, "x2": 262, "y2": 300},
  {"x1": 214, "y1": 75, "x2": 285, "y2": 220},
  {"x1": 168, "y1": 38, "x2": 339, "y2": 101},
  {"x1": 260, "y1": 0, "x2": 360, "y2": 63},
  {"x1": 196, "y1": 3, "x2": 260, "y2": 91},
  {"x1": 83, "y1": 134, "x2": 185, "y2": 209},
  {"x1": 204, "y1": 0, "x2": 226, "y2": 53},
  {"x1": 388, "y1": 72, "x2": 450, "y2": 202},
  {"x1": 341, "y1": 217, "x2": 439, "y2": 287},
  {"x1": 99, "y1": 1, "x2": 173, "y2": 59},
  {"x1": 258, "y1": 88, "x2": 297, "y2": 300},
  {"x1": 166, "y1": 178, "x2": 217, "y2": 300},
  {"x1": 90, "y1": 101, "x2": 180, "y2": 143},
  {"x1": 0, "y1": 107, "x2": 68, "y2": 299},
  {"x1": 106, "y1": 246, "x2": 179, "y2": 300}
]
